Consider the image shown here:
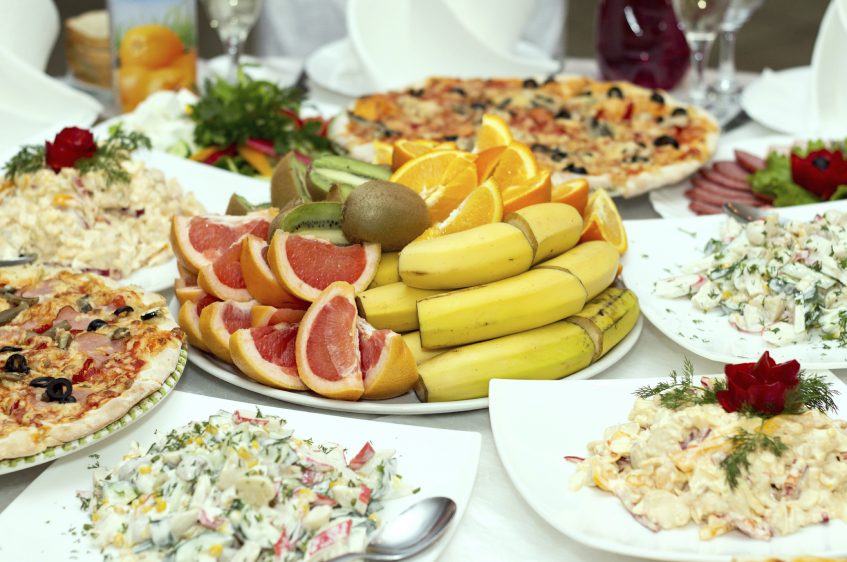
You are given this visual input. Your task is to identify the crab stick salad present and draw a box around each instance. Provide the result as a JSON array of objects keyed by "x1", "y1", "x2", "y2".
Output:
[
  {"x1": 79, "y1": 411, "x2": 413, "y2": 561},
  {"x1": 655, "y1": 210, "x2": 847, "y2": 345}
]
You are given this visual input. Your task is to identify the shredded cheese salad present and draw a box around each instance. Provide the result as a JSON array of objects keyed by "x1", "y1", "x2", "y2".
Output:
[
  {"x1": 79, "y1": 411, "x2": 413, "y2": 561},
  {"x1": 655, "y1": 210, "x2": 847, "y2": 346}
]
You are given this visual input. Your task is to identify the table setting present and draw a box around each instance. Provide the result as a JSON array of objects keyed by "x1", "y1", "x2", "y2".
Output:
[{"x1": 2, "y1": 0, "x2": 847, "y2": 561}]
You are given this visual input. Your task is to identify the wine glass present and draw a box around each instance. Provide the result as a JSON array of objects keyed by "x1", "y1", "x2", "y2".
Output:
[
  {"x1": 671, "y1": 0, "x2": 731, "y2": 107},
  {"x1": 202, "y1": 0, "x2": 263, "y2": 80},
  {"x1": 713, "y1": 0, "x2": 765, "y2": 97}
]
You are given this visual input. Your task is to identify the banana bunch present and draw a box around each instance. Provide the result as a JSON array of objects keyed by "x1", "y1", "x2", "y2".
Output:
[{"x1": 414, "y1": 287, "x2": 640, "y2": 402}]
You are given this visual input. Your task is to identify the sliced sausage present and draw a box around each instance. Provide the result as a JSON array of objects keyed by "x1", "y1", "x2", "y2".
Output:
[
  {"x1": 688, "y1": 200, "x2": 723, "y2": 215},
  {"x1": 691, "y1": 177, "x2": 755, "y2": 199},
  {"x1": 735, "y1": 150, "x2": 766, "y2": 173},
  {"x1": 686, "y1": 188, "x2": 765, "y2": 209},
  {"x1": 714, "y1": 161, "x2": 751, "y2": 183},
  {"x1": 700, "y1": 167, "x2": 750, "y2": 191}
]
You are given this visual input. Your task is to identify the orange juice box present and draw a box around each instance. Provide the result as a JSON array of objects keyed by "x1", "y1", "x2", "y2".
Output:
[{"x1": 108, "y1": 0, "x2": 197, "y2": 112}]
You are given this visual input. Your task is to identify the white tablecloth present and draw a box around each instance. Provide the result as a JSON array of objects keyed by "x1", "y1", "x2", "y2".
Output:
[{"x1": 0, "y1": 59, "x2": 821, "y2": 561}]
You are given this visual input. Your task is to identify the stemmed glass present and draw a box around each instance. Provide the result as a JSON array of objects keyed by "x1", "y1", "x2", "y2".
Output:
[
  {"x1": 671, "y1": 0, "x2": 731, "y2": 107},
  {"x1": 712, "y1": 0, "x2": 765, "y2": 97},
  {"x1": 202, "y1": 0, "x2": 263, "y2": 80}
]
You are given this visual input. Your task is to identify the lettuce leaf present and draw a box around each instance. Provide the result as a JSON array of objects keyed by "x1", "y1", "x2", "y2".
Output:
[{"x1": 749, "y1": 152, "x2": 820, "y2": 207}]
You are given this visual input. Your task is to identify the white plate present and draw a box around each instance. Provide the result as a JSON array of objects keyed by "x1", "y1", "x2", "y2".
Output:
[
  {"x1": 741, "y1": 66, "x2": 814, "y2": 137},
  {"x1": 622, "y1": 200, "x2": 847, "y2": 368},
  {"x1": 649, "y1": 134, "x2": 795, "y2": 219},
  {"x1": 0, "y1": 347, "x2": 186, "y2": 475},
  {"x1": 0, "y1": 390, "x2": 481, "y2": 561},
  {"x1": 489, "y1": 376, "x2": 847, "y2": 562},
  {"x1": 173, "y1": 297, "x2": 643, "y2": 414},
  {"x1": 306, "y1": 37, "x2": 555, "y2": 98}
]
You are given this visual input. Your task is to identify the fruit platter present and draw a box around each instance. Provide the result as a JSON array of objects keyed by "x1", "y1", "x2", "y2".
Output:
[{"x1": 169, "y1": 115, "x2": 642, "y2": 412}]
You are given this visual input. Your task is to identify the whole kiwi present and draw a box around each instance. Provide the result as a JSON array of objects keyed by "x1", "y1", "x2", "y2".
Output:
[{"x1": 341, "y1": 180, "x2": 429, "y2": 251}]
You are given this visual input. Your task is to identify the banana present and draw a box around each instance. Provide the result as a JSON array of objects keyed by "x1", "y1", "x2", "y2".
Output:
[
  {"x1": 534, "y1": 240, "x2": 619, "y2": 300},
  {"x1": 566, "y1": 287, "x2": 640, "y2": 361},
  {"x1": 505, "y1": 202, "x2": 583, "y2": 265},
  {"x1": 415, "y1": 321, "x2": 595, "y2": 402},
  {"x1": 398, "y1": 222, "x2": 533, "y2": 290},
  {"x1": 417, "y1": 268, "x2": 586, "y2": 348},
  {"x1": 356, "y1": 282, "x2": 445, "y2": 332},
  {"x1": 369, "y1": 252, "x2": 400, "y2": 288},
  {"x1": 401, "y1": 331, "x2": 452, "y2": 364}
]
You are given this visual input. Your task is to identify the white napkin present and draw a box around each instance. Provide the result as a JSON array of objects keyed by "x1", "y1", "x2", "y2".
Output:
[
  {"x1": 808, "y1": 0, "x2": 847, "y2": 138},
  {"x1": 347, "y1": 0, "x2": 558, "y2": 91},
  {"x1": 0, "y1": 0, "x2": 59, "y2": 71}
]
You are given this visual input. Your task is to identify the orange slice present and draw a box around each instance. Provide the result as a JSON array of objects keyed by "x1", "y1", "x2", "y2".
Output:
[
  {"x1": 241, "y1": 235, "x2": 309, "y2": 308},
  {"x1": 358, "y1": 318, "x2": 419, "y2": 399},
  {"x1": 373, "y1": 141, "x2": 393, "y2": 166},
  {"x1": 295, "y1": 281, "x2": 364, "y2": 400},
  {"x1": 552, "y1": 179, "x2": 590, "y2": 216},
  {"x1": 475, "y1": 145, "x2": 506, "y2": 182},
  {"x1": 267, "y1": 232, "x2": 381, "y2": 302},
  {"x1": 501, "y1": 171, "x2": 553, "y2": 215},
  {"x1": 230, "y1": 323, "x2": 306, "y2": 391},
  {"x1": 251, "y1": 304, "x2": 308, "y2": 327},
  {"x1": 177, "y1": 294, "x2": 219, "y2": 353},
  {"x1": 389, "y1": 150, "x2": 478, "y2": 223},
  {"x1": 198, "y1": 300, "x2": 256, "y2": 363},
  {"x1": 415, "y1": 178, "x2": 503, "y2": 241},
  {"x1": 580, "y1": 188, "x2": 628, "y2": 255},
  {"x1": 474, "y1": 114, "x2": 512, "y2": 152},
  {"x1": 483, "y1": 141, "x2": 539, "y2": 189},
  {"x1": 391, "y1": 139, "x2": 457, "y2": 171}
]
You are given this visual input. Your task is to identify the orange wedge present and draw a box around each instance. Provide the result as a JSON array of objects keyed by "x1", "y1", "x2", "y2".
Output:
[
  {"x1": 501, "y1": 171, "x2": 553, "y2": 215},
  {"x1": 474, "y1": 114, "x2": 512, "y2": 152},
  {"x1": 391, "y1": 139, "x2": 457, "y2": 171},
  {"x1": 552, "y1": 179, "x2": 590, "y2": 216},
  {"x1": 389, "y1": 150, "x2": 478, "y2": 223},
  {"x1": 373, "y1": 140, "x2": 393, "y2": 166},
  {"x1": 483, "y1": 141, "x2": 539, "y2": 189},
  {"x1": 476, "y1": 145, "x2": 506, "y2": 182},
  {"x1": 580, "y1": 188, "x2": 628, "y2": 255},
  {"x1": 415, "y1": 178, "x2": 503, "y2": 241}
]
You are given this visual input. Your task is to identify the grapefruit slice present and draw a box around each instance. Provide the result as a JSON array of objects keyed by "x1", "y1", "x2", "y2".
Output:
[
  {"x1": 295, "y1": 282, "x2": 364, "y2": 400},
  {"x1": 251, "y1": 304, "x2": 308, "y2": 327},
  {"x1": 357, "y1": 318, "x2": 419, "y2": 399},
  {"x1": 174, "y1": 279, "x2": 205, "y2": 305},
  {"x1": 241, "y1": 234, "x2": 308, "y2": 308},
  {"x1": 177, "y1": 293, "x2": 219, "y2": 353},
  {"x1": 171, "y1": 210, "x2": 274, "y2": 273},
  {"x1": 230, "y1": 323, "x2": 306, "y2": 390},
  {"x1": 197, "y1": 243, "x2": 253, "y2": 302},
  {"x1": 199, "y1": 300, "x2": 256, "y2": 363},
  {"x1": 176, "y1": 261, "x2": 198, "y2": 286},
  {"x1": 268, "y1": 232, "x2": 381, "y2": 302}
]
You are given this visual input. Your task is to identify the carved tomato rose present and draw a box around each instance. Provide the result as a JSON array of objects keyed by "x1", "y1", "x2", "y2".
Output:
[
  {"x1": 716, "y1": 351, "x2": 800, "y2": 415},
  {"x1": 45, "y1": 127, "x2": 97, "y2": 172},
  {"x1": 791, "y1": 148, "x2": 847, "y2": 200}
]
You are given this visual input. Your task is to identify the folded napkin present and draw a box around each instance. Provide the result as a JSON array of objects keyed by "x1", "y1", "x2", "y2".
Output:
[
  {"x1": 808, "y1": 0, "x2": 847, "y2": 137},
  {"x1": 0, "y1": 0, "x2": 59, "y2": 71}
]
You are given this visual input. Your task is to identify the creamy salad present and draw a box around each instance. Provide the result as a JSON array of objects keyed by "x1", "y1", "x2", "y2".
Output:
[
  {"x1": 0, "y1": 162, "x2": 202, "y2": 279},
  {"x1": 656, "y1": 211, "x2": 847, "y2": 345},
  {"x1": 118, "y1": 89, "x2": 198, "y2": 155},
  {"x1": 571, "y1": 396, "x2": 847, "y2": 540},
  {"x1": 79, "y1": 411, "x2": 412, "y2": 561}
]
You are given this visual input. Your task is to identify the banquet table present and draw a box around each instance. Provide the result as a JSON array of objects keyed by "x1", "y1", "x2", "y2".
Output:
[{"x1": 1, "y1": 58, "x2": 841, "y2": 562}]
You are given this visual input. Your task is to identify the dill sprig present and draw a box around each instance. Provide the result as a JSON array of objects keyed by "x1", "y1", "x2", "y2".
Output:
[
  {"x1": 75, "y1": 128, "x2": 151, "y2": 184},
  {"x1": 3, "y1": 144, "x2": 45, "y2": 180},
  {"x1": 784, "y1": 372, "x2": 839, "y2": 415},
  {"x1": 720, "y1": 428, "x2": 787, "y2": 489},
  {"x1": 634, "y1": 358, "x2": 724, "y2": 409}
]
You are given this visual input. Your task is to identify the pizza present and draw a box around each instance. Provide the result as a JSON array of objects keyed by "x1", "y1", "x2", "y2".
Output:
[
  {"x1": 0, "y1": 269, "x2": 184, "y2": 460},
  {"x1": 330, "y1": 76, "x2": 720, "y2": 198}
]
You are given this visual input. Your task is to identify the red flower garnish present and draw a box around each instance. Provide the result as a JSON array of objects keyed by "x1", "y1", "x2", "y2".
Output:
[
  {"x1": 791, "y1": 148, "x2": 847, "y2": 200},
  {"x1": 716, "y1": 351, "x2": 800, "y2": 415},
  {"x1": 45, "y1": 127, "x2": 97, "y2": 172}
]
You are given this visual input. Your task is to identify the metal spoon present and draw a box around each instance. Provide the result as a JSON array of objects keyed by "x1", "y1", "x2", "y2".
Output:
[
  {"x1": 0, "y1": 254, "x2": 37, "y2": 268},
  {"x1": 324, "y1": 496, "x2": 457, "y2": 562},
  {"x1": 722, "y1": 201, "x2": 768, "y2": 223}
]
